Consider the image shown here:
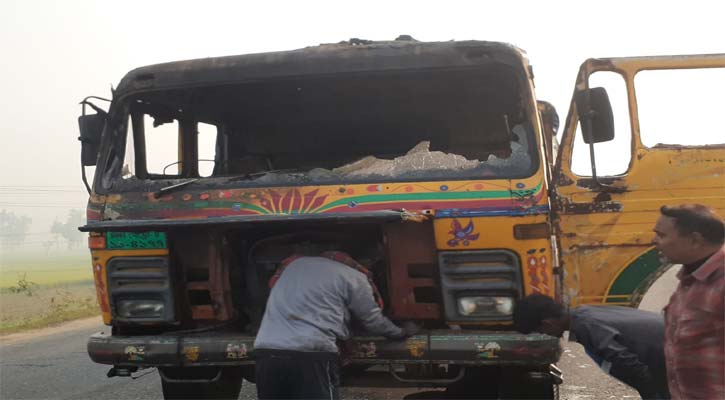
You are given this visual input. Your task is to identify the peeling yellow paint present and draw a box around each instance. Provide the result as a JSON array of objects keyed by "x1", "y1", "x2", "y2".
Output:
[{"x1": 556, "y1": 54, "x2": 725, "y2": 307}]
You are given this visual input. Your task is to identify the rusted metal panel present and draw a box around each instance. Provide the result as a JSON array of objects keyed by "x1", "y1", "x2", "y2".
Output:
[
  {"x1": 574, "y1": 177, "x2": 628, "y2": 192},
  {"x1": 384, "y1": 222, "x2": 442, "y2": 320},
  {"x1": 190, "y1": 305, "x2": 215, "y2": 320},
  {"x1": 175, "y1": 232, "x2": 235, "y2": 322},
  {"x1": 559, "y1": 200, "x2": 623, "y2": 214},
  {"x1": 207, "y1": 233, "x2": 235, "y2": 321}
]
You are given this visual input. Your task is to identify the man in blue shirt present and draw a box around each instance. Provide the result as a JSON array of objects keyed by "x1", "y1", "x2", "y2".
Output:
[{"x1": 513, "y1": 294, "x2": 669, "y2": 399}]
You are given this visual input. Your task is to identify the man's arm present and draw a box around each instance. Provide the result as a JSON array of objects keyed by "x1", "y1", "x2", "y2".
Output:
[
  {"x1": 346, "y1": 273, "x2": 405, "y2": 339},
  {"x1": 574, "y1": 323, "x2": 659, "y2": 398}
]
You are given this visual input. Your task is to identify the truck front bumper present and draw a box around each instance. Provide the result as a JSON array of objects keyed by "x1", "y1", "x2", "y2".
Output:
[{"x1": 88, "y1": 329, "x2": 561, "y2": 368}]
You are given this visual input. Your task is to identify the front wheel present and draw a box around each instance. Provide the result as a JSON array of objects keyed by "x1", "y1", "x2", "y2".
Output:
[
  {"x1": 440, "y1": 366, "x2": 558, "y2": 400},
  {"x1": 159, "y1": 366, "x2": 243, "y2": 400},
  {"x1": 498, "y1": 366, "x2": 558, "y2": 400}
]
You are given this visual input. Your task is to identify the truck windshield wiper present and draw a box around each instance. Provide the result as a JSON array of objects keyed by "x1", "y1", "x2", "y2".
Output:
[{"x1": 154, "y1": 178, "x2": 199, "y2": 198}]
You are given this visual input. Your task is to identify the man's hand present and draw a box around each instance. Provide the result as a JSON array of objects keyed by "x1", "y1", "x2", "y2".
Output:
[{"x1": 399, "y1": 321, "x2": 421, "y2": 338}]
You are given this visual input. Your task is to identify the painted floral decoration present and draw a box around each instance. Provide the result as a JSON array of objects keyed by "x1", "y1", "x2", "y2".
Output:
[{"x1": 447, "y1": 219, "x2": 479, "y2": 246}]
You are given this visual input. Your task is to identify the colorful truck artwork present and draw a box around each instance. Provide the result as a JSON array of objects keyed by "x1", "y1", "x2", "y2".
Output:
[{"x1": 76, "y1": 38, "x2": 725, "y2": 399}]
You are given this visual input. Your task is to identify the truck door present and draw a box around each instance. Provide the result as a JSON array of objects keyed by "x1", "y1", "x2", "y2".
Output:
[{"x1": 552, "y1": 54, "x2": 725, "y2": 307}]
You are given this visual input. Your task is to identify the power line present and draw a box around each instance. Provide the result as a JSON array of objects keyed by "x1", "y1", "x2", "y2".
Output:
[
  {"x1": 2, "y1": 240, "x2": 60, "y2": 245},
  {"x1": 0, "y1": 189, "x2": 86, "y2": 193},
  {"x1": 0, "y1": 185, "x2": 82, "y2": 189},
  {"x1": 0, "y1": 204, "x2": 84, "y2": 208},
  {"x1": 0, "y1": 232, "x2": 52, "y2": 237},
  {"x1": 0, "y1": 202, "x2": 84, "y2": 205}
]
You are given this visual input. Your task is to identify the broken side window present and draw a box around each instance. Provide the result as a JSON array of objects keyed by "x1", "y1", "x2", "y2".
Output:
[
  {"x1": 571, "y1": 71, "x2": 632, "y2": 177},
  {"x1": 144, "y1": 115, "x2": 180, "y2": 176},
  {"x1": 197, "y1": 122, "x2": 217, "y2": 177},
  {"x1": 635, "y1": 68, "x2": 725, "y2": 147},
  {"x1": 122, "y1": 115, "x2": 136, "y2": 179}
]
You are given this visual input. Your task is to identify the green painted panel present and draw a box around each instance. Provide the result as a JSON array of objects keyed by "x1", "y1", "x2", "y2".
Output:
[
  {"x1": 106, "y1": 231, "x2": 167, "y2": 250},
  {"x1": 606, "y1": 248, "x2": 661, "y2": 303}
]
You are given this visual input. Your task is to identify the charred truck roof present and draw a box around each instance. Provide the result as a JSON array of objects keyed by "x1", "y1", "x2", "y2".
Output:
[{"x1": 113, "y1": 39, "x2": 529, "y2": 98}]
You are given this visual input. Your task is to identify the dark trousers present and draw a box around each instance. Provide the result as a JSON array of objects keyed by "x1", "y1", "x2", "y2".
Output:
[{"x1": 255, "y1": 350, "x2": 340, "y2": 400}]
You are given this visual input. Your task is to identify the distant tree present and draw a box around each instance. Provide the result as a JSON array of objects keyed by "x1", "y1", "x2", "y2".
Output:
[
  {"x1": 51, "y1": 219, "x2": 64, "y2": 248},
  {"x1": 50, "y1": 209, "x2": 85, "y2": 249},
  {"x1": 42, "y1": 240, "x2": 54, "y2": 255},
  {"x1": 50, "y1": 219, "x2": 63, "y2": 248},
  {"x1": 65, "y1": 209, "x2": 85, "y2": 249},
  {"x1": 0, "y1": 210, "x2": 32, "y2": 249}
]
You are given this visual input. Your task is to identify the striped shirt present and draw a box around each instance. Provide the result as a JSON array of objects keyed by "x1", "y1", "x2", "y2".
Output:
[{"x1": 664, "y1": 246, "x2": 725, "y2": 400}]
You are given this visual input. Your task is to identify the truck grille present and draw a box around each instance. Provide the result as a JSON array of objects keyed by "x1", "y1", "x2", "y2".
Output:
[
  {"x1": 438, "y1": 250, "x2": 522, "y2": 322},
  {"x1": 107, "y1": 257, "x2": 175, "y2": 323}
]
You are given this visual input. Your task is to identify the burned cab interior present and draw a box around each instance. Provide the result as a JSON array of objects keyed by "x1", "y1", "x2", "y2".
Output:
[{"x1": 107, "y1": 63, "x2": 534, "y2": 334}]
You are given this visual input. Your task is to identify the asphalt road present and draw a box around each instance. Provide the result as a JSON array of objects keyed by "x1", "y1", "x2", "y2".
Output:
[{"x1": 0, "y1": 268, "x2": 677, "y2": 400}]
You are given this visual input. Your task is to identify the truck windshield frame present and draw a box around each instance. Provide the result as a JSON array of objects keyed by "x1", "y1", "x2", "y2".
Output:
[{"x1": 98, "y1": 66, "x2": 540, "y2": 192}]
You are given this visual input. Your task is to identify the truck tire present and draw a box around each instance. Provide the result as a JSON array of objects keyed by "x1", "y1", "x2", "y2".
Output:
[
  {"x1": 437, "y1": 366, "x2": 556, "y2": 400},
  {"x1": 498, "y1": 367, "x2": 557, "y2": 400},
  {"x1": 444, "y1": 366, "x2": 502, "y2": 399},
  {"x1": 159, "y1": 366, "x2": 243, "y2": 400}
]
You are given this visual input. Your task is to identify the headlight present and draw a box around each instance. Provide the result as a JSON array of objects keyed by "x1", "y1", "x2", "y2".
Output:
[
  {"x1": 457, "y1": 296, "x2": 514, "y2": 317},
  {"x1": 117, "y1": 299, "x2": 165, "y2": 319}
]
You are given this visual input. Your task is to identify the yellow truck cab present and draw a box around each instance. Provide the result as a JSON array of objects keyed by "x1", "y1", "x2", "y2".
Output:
[{"x1": 76, "y1": 37, "x2": 724, "y2": 399}]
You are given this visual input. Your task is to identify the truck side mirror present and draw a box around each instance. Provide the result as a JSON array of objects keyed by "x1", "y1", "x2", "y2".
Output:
[
  {"x1": 78, "y1": 113, "x2": 105, "y2": 166},
  {"x1": 537, "y1": 100, "x2": 560, "y2": 137},
  {"x1": 576, "y1": 87, "x2": 614, "y2": 144}
]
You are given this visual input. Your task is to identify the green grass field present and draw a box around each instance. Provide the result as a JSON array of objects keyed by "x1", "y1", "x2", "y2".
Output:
[
  {"x1": 0, "y1": 252, "x2": 92, "y2": 288},
  {"x1": 0, "y1": 251, "x2": 98, "y2": 334}
]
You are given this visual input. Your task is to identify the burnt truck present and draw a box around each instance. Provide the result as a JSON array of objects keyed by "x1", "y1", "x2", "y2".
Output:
[{"x1": 78, "y1": 37, "x2": 725, "y2": 399}]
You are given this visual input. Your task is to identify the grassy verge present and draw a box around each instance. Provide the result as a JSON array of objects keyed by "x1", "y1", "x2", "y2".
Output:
[
  {"x1": 0, "y1": 253, "x2": 91, "y2": 287},
  {"x1": 0, "y1": 252, "x2": 100, "y2": 335},
  {"x1": 0, "y1": 281, "x2": 99, "y2": 335}
]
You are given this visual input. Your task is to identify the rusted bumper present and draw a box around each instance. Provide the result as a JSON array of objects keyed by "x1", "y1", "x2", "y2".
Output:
[{"x1": 88, "y1": 330, "x2": 561, "y2": 367}]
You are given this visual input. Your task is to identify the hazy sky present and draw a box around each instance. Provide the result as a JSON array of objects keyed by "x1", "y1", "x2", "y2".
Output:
[{"x1": 0, "y1": 0, "x2": 723, "y2": 240}]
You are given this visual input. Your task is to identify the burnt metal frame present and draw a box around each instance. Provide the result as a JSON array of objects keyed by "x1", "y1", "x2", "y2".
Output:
[{"x1": 90, "y1": 41, "x2": 540, "y2": 196}]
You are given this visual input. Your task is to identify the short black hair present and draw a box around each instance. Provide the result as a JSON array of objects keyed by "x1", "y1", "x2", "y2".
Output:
[
  {"x1": 660, "y1": 204, "x2": 724, "y2": 245},
  {"x1": 512, "y1": 294, "x2": 565, "y2": 334}
]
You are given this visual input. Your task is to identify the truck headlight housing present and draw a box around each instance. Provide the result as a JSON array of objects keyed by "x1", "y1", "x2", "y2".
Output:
[
  {"x1": 117, "y1": 299, "x2": 165, "y2": 319},
  {"x1": 107, "y1": 256, "x2": 175, "y2": 323},
  {"x1": 457, "y1": 296, "x2": 514, "y2": 317}
]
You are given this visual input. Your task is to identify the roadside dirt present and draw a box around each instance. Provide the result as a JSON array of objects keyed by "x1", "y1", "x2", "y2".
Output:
[
  {"x1": 0, "y1": 282, "x2": 98, "y2": 335},
  {"x1": 0, "y1": 315, "x2": 102, "y2": 344}
]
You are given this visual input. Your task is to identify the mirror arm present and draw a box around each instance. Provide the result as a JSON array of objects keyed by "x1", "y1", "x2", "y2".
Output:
[
  {"x1": 581, "y1": 111, "x2": 624, "y2": 193},
  {"x1": 79, "y1": 96, "x2": 111, "y2": 116},
  {"x1": 81, "y1": 164, "x2": 92, "y2": 195},
  {"x1": 581, "y1": 111, "x2": 600, "y2": 181}
]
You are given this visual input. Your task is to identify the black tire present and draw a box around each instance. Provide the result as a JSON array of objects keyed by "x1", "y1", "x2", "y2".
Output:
[
  {"x1": 159, "y1": 366, "x2": 243, "y2": 400},
  {"x1": 440, "y1": 366, "x2": 556, "y2": 400},
  {"x1": 442, "y1": 366, "x2": 502, "y2": 399},
  {"x1": 498, "y1": 367, "x2": 556, "y2": 400}
]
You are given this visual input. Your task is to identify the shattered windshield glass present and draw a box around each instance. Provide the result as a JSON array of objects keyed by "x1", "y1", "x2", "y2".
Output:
[{"x1": 249, "y1": 125, "x2": 534, "y2": 185}]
